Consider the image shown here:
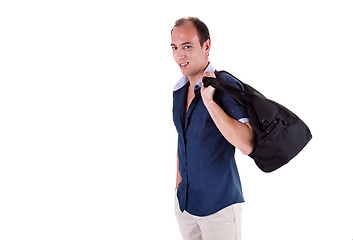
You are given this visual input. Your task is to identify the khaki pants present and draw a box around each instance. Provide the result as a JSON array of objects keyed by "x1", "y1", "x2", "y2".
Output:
[{"x1": 175, "y1": 195, "x2": 242, "y2": 240}]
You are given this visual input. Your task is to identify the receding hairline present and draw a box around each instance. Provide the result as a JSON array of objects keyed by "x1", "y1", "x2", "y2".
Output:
[
  {"x1": 171, "y1": 17, "x2": 210, "y2": 46},
  {"x1": 171, "y1": 19, "x2": 197, "y2": 33}
]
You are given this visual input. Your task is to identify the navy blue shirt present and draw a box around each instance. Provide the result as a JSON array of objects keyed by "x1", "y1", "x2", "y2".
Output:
[{"x1": 173, "y1": 64, "x2": 249, "y2": 216}]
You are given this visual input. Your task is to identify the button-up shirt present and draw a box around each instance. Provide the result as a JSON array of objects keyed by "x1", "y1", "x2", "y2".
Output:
[{"x1": 173, "y1": 63, "x2": 249, "y2": 216}]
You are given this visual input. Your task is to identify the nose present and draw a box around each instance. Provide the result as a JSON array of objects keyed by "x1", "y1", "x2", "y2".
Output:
[{"x1": 174, "y1": 49, "x2": 186, "y2": 61}]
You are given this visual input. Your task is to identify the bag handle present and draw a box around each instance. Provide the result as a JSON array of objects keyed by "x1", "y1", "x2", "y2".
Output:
[
  {"x1": 203, "y1": 70, "x2": 267, "y2": 108},
  {"x1": 203, "y1": 73, "x2": 247, "y2": 108}
]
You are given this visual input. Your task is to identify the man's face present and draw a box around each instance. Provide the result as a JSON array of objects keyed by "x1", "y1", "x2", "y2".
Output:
[{"x1": 171, "y1": 22, "x2": 210, "y2": 78}]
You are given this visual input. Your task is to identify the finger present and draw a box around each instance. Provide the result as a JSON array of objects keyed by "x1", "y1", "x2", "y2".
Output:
[{"x1": 203, "y1": 72, "x2": 216, "y2": 78}]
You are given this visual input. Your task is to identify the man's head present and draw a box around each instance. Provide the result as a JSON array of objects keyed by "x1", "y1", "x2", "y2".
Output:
[
  {"x1": 171, "y1": 17, "x2": 211, "y2": 79},
  {"x1": 171, "y1": 17, "x2": 210, "y2": 46}
]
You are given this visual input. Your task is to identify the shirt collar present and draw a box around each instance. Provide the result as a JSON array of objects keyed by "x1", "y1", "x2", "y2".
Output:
[{"x1": 173, "y1": 63, "x2": 215, "y2": 91}]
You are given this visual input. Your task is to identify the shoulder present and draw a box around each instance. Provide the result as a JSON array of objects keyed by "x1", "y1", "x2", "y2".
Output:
[
  {"x1": 173, "y1": 75, "x2": 189, "y2": 92},
  {"x1": 216, "y1": 71, "x2": 244, "y2": 90},
  {"x1": 213, "y1": 71, "x2": 249, "y2": 120}
]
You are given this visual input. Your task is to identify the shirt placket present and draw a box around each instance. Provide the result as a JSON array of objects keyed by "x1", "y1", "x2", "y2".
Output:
[{"x1": 182, "y1": 87, "x2": 201, "y2": 209}]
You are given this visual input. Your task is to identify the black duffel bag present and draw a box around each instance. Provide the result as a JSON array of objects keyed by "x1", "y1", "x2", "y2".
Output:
[{"x1": 203, "y1": 71, "x2": 312, "y2": 172}]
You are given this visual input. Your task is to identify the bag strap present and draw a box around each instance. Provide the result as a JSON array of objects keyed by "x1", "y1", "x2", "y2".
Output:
[{"x1": 203, "y1": 71, "x2": 247, "y2": 108}]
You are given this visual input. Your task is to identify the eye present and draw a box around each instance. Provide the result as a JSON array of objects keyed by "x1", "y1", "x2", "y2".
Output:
[
  {"x1": 183, "y1": 45, "x2": 191, "y2": 50},
  {"x1": 171, "y1": 46, "x2": 177, "y2": 50}
]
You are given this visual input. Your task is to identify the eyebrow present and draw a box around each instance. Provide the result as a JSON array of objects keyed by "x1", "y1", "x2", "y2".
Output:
[{"x1": 171, "y1": 42, "x2": 194, "y2": 46}]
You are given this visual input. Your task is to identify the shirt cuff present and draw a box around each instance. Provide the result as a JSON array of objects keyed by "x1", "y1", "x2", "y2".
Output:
[{"x1": 238, "y1": 118, "x2": 249, "y2": 124}]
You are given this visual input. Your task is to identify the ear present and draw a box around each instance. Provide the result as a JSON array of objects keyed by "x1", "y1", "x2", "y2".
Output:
[{"x1": 203, "y1": 39, "x2": 211, "y2": 54}]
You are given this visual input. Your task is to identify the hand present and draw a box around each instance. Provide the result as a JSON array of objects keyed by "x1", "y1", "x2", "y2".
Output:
[
  {"x1": 175, "y1": 170, "x2": 182, "y2": 191},
  {"x1": 201, "y1": 72, "x2": 216, "y2": 104}
]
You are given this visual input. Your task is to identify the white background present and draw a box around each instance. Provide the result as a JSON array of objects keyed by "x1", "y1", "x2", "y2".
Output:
[{"x1": 1, "y1": 0, "x2": 352, "y2": 239}]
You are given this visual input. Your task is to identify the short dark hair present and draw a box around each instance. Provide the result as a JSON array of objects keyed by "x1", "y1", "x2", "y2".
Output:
[{"x1": 171, "y1": 17, "x2": 210, "y2": 46}]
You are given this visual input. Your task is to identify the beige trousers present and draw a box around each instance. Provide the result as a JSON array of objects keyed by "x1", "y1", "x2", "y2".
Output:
[{"x1": 175, "y1": 195, "x2": 242, "y2": 240}]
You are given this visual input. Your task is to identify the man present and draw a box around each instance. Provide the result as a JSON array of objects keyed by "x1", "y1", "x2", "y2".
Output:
[{"x1": 171, "y1": 17, "x2": 255, "y2": 240}]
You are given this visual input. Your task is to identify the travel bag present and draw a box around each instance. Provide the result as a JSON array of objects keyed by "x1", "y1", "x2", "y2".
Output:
[{"x1": 203, "y1": 71, "x2": 312, "y2": 172}]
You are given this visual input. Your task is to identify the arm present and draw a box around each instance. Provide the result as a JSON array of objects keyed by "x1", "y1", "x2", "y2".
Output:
[
  {"x1": 176, "y1": 152, "x2": 182, "y2": 190},
  {"x1": 201, "y1": 72, "x2": 255, "y2": 155}
]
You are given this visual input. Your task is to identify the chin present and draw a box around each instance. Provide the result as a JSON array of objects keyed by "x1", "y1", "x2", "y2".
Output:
[
  {"x1": 181, "y1": 68, "x2": 192, "y2": 77},
  {"x1": 180, "y1": 69, "x2": 188, "y2": 76}
]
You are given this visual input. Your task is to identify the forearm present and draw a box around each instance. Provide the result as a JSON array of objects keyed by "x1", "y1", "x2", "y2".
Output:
[{"x1": 204, "y1": 99, "x2": 254, "y2": 155}]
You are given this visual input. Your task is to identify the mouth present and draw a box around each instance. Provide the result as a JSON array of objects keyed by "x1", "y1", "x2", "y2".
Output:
[{"x1": 179, "y1": 62, "x2": 189, "y2": 69}]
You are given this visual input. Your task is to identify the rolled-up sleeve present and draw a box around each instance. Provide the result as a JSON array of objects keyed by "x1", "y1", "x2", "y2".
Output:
[{"x1": 215, "y1": 74, "x2": 249, "y2": 123}]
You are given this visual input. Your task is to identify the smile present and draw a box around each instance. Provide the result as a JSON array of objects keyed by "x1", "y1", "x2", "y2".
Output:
[{"x1": 179, "y1": 62, "x2": 189, "y2": 68}]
